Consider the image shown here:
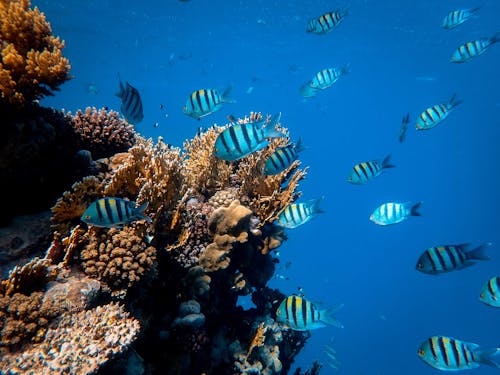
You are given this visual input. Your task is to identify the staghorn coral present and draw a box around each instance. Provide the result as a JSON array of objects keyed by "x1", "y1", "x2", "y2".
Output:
[
  {"x1": 0, "y1": 0, "x2": 71, "y2": 106},
  {"x1": 68, "y1": 107, "x2": 136, "y2": 159},
  {"x1": 0, "y1": 302, "x2": 140, "y2": 374},
  {"x1": 80, "y1": 226, "x2": 156, "y2": 293}
]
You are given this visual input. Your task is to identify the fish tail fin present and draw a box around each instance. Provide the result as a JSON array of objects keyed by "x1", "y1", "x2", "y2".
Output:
[
  {"x1": 263, "y1": 127, "x2": 284, "y2": 139},
  {"x1": 310, "y1": 197, "x2": 325, "y2": 214},
  {"x1": 409, "y1": 201, "x2": 422, "y2": 216},
  {"x1": 448, "y1": 93, "x2": 463, "y2": 109},
  {"x1": 134, "y1": 201, "x2": 152, "y2": 223},
  {"x1": 340, "y1": 63, "x2": 350, "y2": 76},
  {"x1": 490, "y1": 32, "x2": 500, "y2": 45},
  {"x1": 470, "y1": 5, "x2": 482, "y2": 14},
  {"x1": 466, "y1": 242, "x2": 492, "y2": 261},
  {"x1": 266, "y1": 112, "x2": 282, "y2": 128},
  {"x1": 294, "y1": 137, "x2": 307, "y2": 153},
  {"x1": 221, "y1": 86, "x2": 236, "y2": 103},
  {"x1": 474, "y1": 347, "x2": 500, "y2": 368},
  {"x1": 382, "y1": 155, "x2": 395, "y2": 169},
  {"x1": 320, "y1": 303, "x2": 344, "y2": 329}
]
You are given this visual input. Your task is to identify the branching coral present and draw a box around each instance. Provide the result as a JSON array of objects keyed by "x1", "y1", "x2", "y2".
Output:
[
  {"x1": 68, "y1": 107, "x2": 136, "y2": 159},
  {"x1": 0, "y1": 0, "x2": 71, "y2": 105},
  {"x1": 0, "y1": 303, "x2": 140, "y2": 374},
  {"x1": 51, "y1": 176, "x2": 103, "y2": 235},
  {"x1": 80, "y1": 226, "x2": 156, "y2": 293}
]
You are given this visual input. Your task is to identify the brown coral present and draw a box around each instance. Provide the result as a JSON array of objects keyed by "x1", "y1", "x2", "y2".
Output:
[
  {"x1": 0, "y1": 303, "x2": 140, "y2": 374},
  {"x1": 68, "y1": 107, "x2": 136, "y2": 159},
  {"x1": 0, "y1": 0, "x2": 71, "y2": 106},
  {"x1": 80, "y1": 226, "x2": 156, "y2": 292}
]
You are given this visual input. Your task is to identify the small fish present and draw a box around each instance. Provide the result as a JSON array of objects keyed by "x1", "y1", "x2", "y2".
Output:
[
  {"x1": 213, "y1": 113, "x2": 284, "y2": 161},
  {"x1": 399, "y1": 113, "x2": 410, "y2": 143},
  {"x1": 370, "y1": 201, "x2": 421, "y2": 226},
  {"x1": 347, "y1": 155, "x2": 395, "y2": 185},
  {"x1": 416, "y1": 243, "x2": 491, "y2": 275},
  {"x1": 300, "y1": 66, "x2": 349, "y2": 97},
  {"x1": 153, "y1": 122, "x2": 159, "y2": 128},
  {"x1": 416, "y1": 94, "x2": 462, "y2": 130},
  {"x1": 86, "y1": 83, "x2": 98, "y2": 94},
  {"x1": 451, "y1": 32, "x2": 500, "y2": 63},
  {"x1": 479, "y1": 276, "x2": 500, "y2": 307},
  {"x1": 276, "y1": 295, "x2": 343, "y2": 331},
  {"x1": 441, "y1": 7, "x2": 481, "y2": 29},
  {"x1": 306, "y1": 9, "x2": 348, "y2": 35},
  {"x1": 81, "y1": 197, "x2": 152, "y2": 228},
  {"x1": 116, "y1": 76, "x2": 144, "y2": 124},
  {"x1": 183, "y1": 87, "x2": 234, "y2": 120},
  {"x1": 273, "y1": 273, "x2": 289, "y2": 280},
  {"x1": 263, "y1": 139, "x2": 305, "y2": 175},
  {"x1": 418, "y1": 336, "x2": 500, "y2": 370},
  {"x1": 277, "y1": 198, "x2": 324, "y2": 229}
]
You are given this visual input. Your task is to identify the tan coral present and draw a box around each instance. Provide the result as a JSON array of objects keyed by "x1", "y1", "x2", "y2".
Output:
[
  {"x1": 0, "y1": 0, "x2": 71, "y2": 105},
  {"x1": 51, "y1": 176, "x2": 103, "y2": 235},
  {"x1": 0, "y1": 303, "x2": 140, "y2": 374},
  {"x1": 80, "y1": 226, "x2": 156, "y2": 292}
]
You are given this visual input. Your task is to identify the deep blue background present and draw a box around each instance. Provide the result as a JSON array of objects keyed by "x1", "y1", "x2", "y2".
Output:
[{"x1": 36, "y1": 0, "x2": 500, "y2": 373}]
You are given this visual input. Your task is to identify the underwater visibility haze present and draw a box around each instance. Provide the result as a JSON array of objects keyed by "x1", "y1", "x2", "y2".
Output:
[{"x1": 1, "y1": 0, "x2": 500, "y2": 374}]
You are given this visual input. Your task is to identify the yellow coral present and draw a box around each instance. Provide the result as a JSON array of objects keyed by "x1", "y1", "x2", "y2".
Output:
[{"x1": 0, "y1": 0, "x2": 71, "y2": 105}]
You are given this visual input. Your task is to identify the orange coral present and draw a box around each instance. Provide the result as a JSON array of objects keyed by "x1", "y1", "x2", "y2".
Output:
[
  {"x1": 0, "y1": 0, "x2": 71, "y2": 105},
  {"x1": 246, "y1": 322, "x2": 267, "y2": 361}
]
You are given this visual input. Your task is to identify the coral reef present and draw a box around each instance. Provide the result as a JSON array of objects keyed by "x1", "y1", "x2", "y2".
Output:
[
  {"x1": 0, "y1": 110, "x2": 314, "y2": 374},
  {"x1": 0, "y1": 0, "x2": 71, "y2": 106},
  {"x1": 68, "y1": 107, "x2": 136, "y2": 159}
]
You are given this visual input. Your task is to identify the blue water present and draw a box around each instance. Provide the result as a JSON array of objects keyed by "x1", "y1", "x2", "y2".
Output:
[{"x1": 36, "y1": 0, "x2": 500, "y2": 373}]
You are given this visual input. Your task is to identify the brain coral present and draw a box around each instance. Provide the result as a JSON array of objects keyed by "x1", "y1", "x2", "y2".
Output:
[{"x1": 0, "y1": 0, "x2": 71, "y2": 106}]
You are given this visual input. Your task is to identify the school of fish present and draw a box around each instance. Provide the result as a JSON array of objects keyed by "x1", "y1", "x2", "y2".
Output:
[{"x1": 89, "y1": 3, "x2": 499, "y2": 372}]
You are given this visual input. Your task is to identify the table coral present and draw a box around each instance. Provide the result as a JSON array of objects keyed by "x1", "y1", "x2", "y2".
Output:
[
  {"x1": 68, "y1": 107, "x2": 136, "y2": 159},
  {"x1": 0, "y1": 0, "x2": 71, "y2": 106}
]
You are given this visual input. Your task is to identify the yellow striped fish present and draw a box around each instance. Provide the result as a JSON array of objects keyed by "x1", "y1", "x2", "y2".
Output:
[
  {"x1": 183, "y1": 87, "x2": 234, "y2": 120},
  {"x1": 441, "y1": 7, "x2": 481, "y2": 29},
  {"x1": 306, "y1": 9, "x2": 348, "y2": 35},
  {"x1": 263, "y1": 139, "x2": 305, "y2": 175},
  {"x1": 347, "y1": 155, "x2": 395, "y2": 185},
  {"x1": 116, "y1": 76, "x2": 144, "y2": 124},
  {"x1": 277, "y1": 198, "x2": 323, "y2": 229},
  {"x1": 276, "y1": 295, "x2": 343, "y2": 331},
  {"x1": 451, "y1": 33, "x2": 500, "y2": 63},
  {"x1": 416, "y1": 243, "x2": 491, "y2": 275},
  {"x1": 418, "y1": 336, "x2": 500, "y2": 370},
  {"x1": 300, "y1": 66, "x2": 349, "y2": 97},
  {"x1": 370, "y1": 201, "x2": 421, "y2": 226},
  {"x1": 479, "y1": 276, "x2": 500, "y2": 307},
  {"x1": 81, "y1": 197, "x2": 151, "y2": 228},
  {"x1": 416, "y1": 94, "x2": 462, "y2": 130}
]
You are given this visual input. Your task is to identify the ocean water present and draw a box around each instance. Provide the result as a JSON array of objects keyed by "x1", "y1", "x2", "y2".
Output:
[{"x1": 36, "y1": 0, "x2": 500, "y2": 373}]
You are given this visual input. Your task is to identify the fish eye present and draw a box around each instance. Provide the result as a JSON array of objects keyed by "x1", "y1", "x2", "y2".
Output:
[
  {"x1": 480, "y1": 293, "x2": 484, "y2": 298},
  {"x1": 418, "y1": 349, "x2": 425, "y2": 356},
  {"x1": 417, "y1": 263, "x2": 423, "y2": 269},
  {"x1": 84, "y1": 215, "x2": 91, "y2": 220}
]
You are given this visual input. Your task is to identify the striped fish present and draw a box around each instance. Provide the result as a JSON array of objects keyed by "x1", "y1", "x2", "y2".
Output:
[
  {"x1": 263, "y1": 139, "x2": 305, "y2": 175},
  {"x1": 276, "y1": 295, "x2": 343, "y2": 331},
  {"x1": 416, "y1": 243, "x2": 491, "y2": 275},
  {"x1": 81, "y1": 197, "x2": 152, "y2": 228},
  {"x1": 451, "y1": 33, "x2": 500, "y2": 63},
  {"x1": 213, "y1": 114, "x2": 284, "y2": 161},
  {"x1": 370, "y1": 201, "x2": 421, "y2": 226},
  {"x1": 416, "y1": 94, "x2": 462, "y2": 130},
  {"x1": 300, "y1": 66, "x2": 349, "y2": 97},
  {"x1": 441, "y1": 7, "x2": 481, "y2": 29},
  {"x1": 277, "y1": 198, "x2": 323, "y2": 229},
  {"x1": 116, "y1": 77, "x2": 144, "y2": 124},
  {"x1": 418, "y1": 336, "x2": 500, "y2": 370},
  {"x1": 183, "y1": 87, "x2": 234, "y2": 120},
  {"x1": 480, "y1": 276, "x2": 500, "y2": 307},
  {"x1": 347, "y1": 155, "x2": 395, "y2": 185},
  {"x1": 306, "y1": 9, "x2": 348, "y2": 35}
]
